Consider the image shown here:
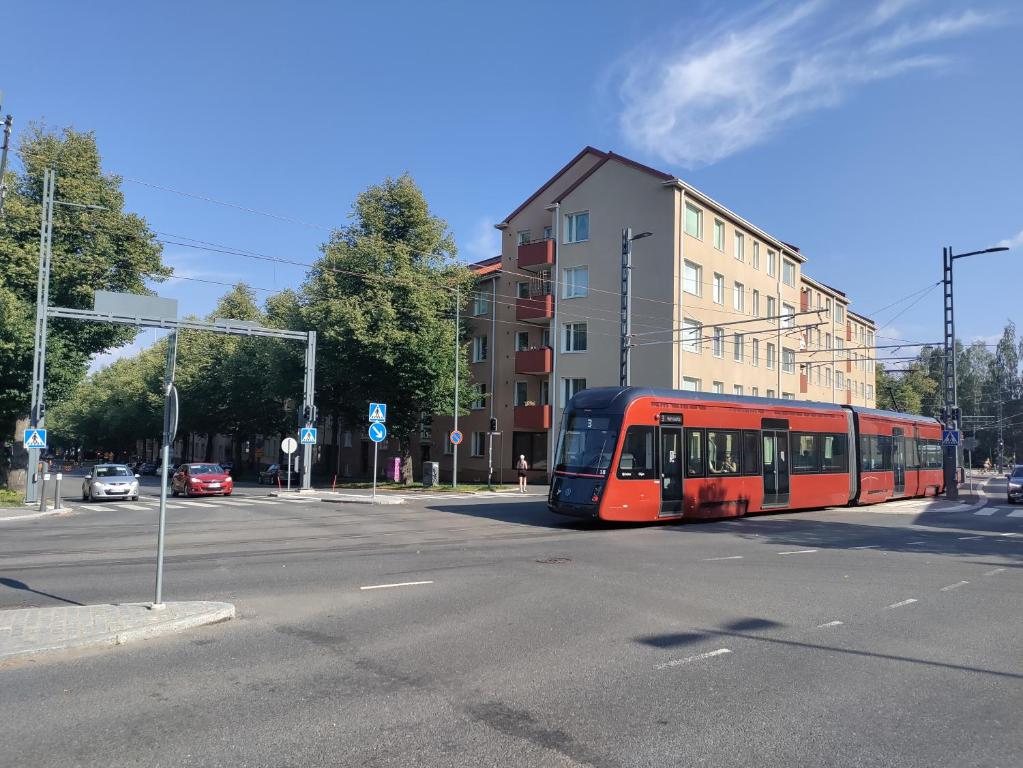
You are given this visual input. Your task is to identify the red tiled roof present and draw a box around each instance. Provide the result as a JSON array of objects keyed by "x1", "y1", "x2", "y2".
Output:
[{"x1": 470, "y1": 255, "x2": 502, "y2": 276}]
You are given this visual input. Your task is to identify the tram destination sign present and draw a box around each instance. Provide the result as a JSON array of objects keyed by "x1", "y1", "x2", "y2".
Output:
[{"x1": 659, "y1": 413, "x2": 683, "y2": 425}]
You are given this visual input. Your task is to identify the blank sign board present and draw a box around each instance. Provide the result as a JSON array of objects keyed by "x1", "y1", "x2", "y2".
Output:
[{"x1": 94, "y1": 290, "x2": 178, "y2": 320}]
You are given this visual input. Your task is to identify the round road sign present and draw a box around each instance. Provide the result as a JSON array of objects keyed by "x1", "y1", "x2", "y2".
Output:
[
  {"x1": 449, "y1": 429, "x2": 463, "y2": 445},
  {"x1": 368, "y1": 422, "x2": 387, "y2": 443},
  {"x1": 281, "y1": 436, "x2": 298, "y2": 454}
]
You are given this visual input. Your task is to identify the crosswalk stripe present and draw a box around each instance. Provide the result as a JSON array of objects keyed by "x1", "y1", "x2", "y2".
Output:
[
  {"x1": 87, "y1": 505, "x2": 112, "y2": 512},
  {"x1": 1008, "y1": 510, "x2": 1023, "y2": 518},
  {"x1": 121, "y1": 504, "x2": 150, "y2": 511},
  {"x1": 185, "y1": 501, "x2": 217, "y2": 508},
  {"x1": 974, "y1": 508, "x2": 997, "y2": 516}
]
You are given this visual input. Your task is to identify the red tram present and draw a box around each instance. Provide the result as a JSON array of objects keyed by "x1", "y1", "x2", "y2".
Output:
[{"x1": 548, "y1": 387, "x2": 944, "y2": 522}]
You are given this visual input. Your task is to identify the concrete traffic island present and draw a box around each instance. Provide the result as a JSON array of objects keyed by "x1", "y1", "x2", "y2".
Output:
[{"x1": 0, "y1": 601, "x2": 235, "y2": 664}]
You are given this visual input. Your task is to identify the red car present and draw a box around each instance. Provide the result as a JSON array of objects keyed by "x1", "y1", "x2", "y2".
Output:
[{"x1": 171, "y1": 463, "x2": 234, "y2": 497}]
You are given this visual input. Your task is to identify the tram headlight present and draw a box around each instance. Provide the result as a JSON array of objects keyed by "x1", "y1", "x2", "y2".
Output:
[{"x1": 591, "y1": 483, "x2": 603, "y2": 503}]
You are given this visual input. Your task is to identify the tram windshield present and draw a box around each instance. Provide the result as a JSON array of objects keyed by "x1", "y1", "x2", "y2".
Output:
[{"x1": 554, "y1": 412, "x2": 622, "y2": 475}]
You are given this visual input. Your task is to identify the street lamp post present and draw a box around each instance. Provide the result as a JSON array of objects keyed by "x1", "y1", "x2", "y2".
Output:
[
  {"x1": 942, "y1": 244, "x2": 1009, "y2": 500},
  {"x1": 620, "y1": 228, "x2": 653, "y2": 387}
]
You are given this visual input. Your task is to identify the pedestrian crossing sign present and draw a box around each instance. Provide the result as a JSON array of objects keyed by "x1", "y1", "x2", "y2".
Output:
[
  {"x1": 368, "y1": 402, "x2": 387, "y2": 422},
  {"x1": 299, "y1": 427, "x2": 318, "y2": 445},
  {"x1": 24, "y1": 428, "x2": 47, "y2": 449},
  {"x1": 941, "y1": 429, "x2": 960, "y2": 447}
]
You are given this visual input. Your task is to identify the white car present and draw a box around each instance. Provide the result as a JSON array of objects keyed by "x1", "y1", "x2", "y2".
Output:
[{"x1": 82, "y1": 464, "x2": 140, "y2": 502}]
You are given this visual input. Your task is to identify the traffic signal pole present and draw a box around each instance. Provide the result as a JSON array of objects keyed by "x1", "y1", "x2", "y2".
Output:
[
  {"x1": 942, "y1": 246, "x2": 959, "y2": 500},
  {"x1": 26, "y1": 168, "x2": 54, "y2": 503}
]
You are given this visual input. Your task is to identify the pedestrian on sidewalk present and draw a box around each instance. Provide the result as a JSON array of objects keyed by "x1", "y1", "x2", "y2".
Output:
[{"x1": 516, "y1": 455, "x2": 529, "y2": 493}]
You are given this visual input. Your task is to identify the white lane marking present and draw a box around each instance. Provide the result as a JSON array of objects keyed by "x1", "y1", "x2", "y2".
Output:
[
  {"x1": 246, "y1": 499, "x2": 281, "y2": 505},
  {"x1": 1008, "y1": 510, "x2": 1023, "y2": 518},
  {"x1": 886, "y1": 599, "x2": 918, "y2": 609},
  {"x1": 120, "y1": 504, "x2": 150, "y2": 511},
  {"x1": 218, "y1": 500, "x2": 253, "y2": 507},
  {"x1": 777, "y1": 549, "x2": 818, "y2": 555},
  {"x1": 974, "y1": 508, "x2": 997, "y2": 516},
  {"x1": 999, "y1": 532, "x2": 1019, "y2": 537},
  {"x1": 817, "y1": 621, "x2": 843, "y2": 628},
  {"x1": 983, "y1": 568, "x2": 1006, "y2": 576},
  {"x1": 359, "y1": 580, "x2": 434, "y2": 591},
  {"x1": 702, "y1": 555, "x2": 744, "y2": 561},
  {"x1": 957, "y1": 535, "x2": 984, "y2": 540},
  {"x1": 182, "y1": 501, "x2": 217, "y2": 508},
  {"x1": 907, "y1": 540, "x2": 927, "y2": 545},
  {"x1": 940, "y1": 581, "x2": 969, "y2": 592},
  {"x1": 87, "y1": 504, "x2": 112, "y2": 511},
  {"x1": 656, "y1": 648, "x2": 731, "y2": 669},
  {"x1": 851, "y1": 545, "x2": 880, "y2": 549}
]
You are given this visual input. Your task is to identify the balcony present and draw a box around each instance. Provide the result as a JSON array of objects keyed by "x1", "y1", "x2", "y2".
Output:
[
  {"x1": 517, "y1": 239, "x2": 555, "y2": 270},
  {"x1": 515, "y1": 346, "x2": 553, "y2": 375},
  {"x1": 516, "y1": 293, "x2": 554, "y2": 322},
  {"x1": 514, "y1": 404, "x2": 552, "y2": 431}
]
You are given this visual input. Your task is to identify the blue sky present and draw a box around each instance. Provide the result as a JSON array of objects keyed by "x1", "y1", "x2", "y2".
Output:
[{"x1": 3, "y1": 0, "x2": 1020, "y2": 370}]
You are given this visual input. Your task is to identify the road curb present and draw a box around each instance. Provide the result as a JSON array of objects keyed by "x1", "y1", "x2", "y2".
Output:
[
  {"x1": 320, "y1": 494, "x2": 406, "y2": 506},
  {"x1": 0, "y1": 601, "x2": 236, "y2": 664},
  {"x1": 0, "y1": 506, "x2": 73, "y2": 523}
]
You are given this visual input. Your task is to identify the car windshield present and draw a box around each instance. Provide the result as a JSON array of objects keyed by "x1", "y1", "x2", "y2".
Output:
[
  {"x1": 189, "y1": 464, "x2": 224, "y2": 475},
  {"x1": 554, "y1": 412, "x2": 621, "y2": 475},
  {"x1": 1012, "y1": 467, "x2": 1023, "y2": 479},
  {"x1": 94, "y1": 466, "x2": 131, "y2": 478}
]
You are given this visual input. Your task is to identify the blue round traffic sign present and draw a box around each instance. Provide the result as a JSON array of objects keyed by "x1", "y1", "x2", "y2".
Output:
[
  {"x1": 368, "y1": 422, "x2": 387, "y2": 443},
  {"x1": 449, "y1": 430, "x2": 463, "y2": 445}
]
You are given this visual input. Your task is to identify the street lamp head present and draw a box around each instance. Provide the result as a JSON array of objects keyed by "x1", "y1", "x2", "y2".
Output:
[{"x1": 631, "y1": 231, "x2": 653, "y2": 241}]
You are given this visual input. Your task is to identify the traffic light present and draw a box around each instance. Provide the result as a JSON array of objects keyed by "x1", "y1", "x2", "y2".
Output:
[
  {"x1": 302, "y1": 405, "x2": 312, "y2": 424},
  {"x1": 489, "y1": 417, "x2": 498, "y2": 433}
]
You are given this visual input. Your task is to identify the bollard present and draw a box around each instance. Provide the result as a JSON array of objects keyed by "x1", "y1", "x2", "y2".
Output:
[
  {"x1": 39, "y1": 473, "x2": 50, "y2": 512},
  {"x1": 53, "y1": 473, "x2": 64, "y2": 511}
]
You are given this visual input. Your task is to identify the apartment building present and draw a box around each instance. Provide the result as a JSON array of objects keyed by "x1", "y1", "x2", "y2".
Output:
[{"x1": 425, "y1": 146, "x2": 877, "y2": 484}]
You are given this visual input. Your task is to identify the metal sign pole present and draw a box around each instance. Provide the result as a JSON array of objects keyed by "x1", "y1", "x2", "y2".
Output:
[
  {"x1": 287, "y1": 453, "x2": 292, "y2": 493},
  {"x1": 27, "y1": 169, "x2": 54, "y2": 504},
  {"x1": 372, "y1": 442, "x2": 378, "y2": 501},
  {"x1": 453, "y1": 285, "x2": 459, "y2": 489},
  {"x1": 154, "y1": 331, "x2": 178, "y2": 609}
]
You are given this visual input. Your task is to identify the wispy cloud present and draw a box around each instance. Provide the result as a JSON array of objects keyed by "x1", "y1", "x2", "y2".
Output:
[
  {"x1": 616, "y1": 0, "x2": 996, "y2": 168},
  {"x1": 460, "y1": 216, "x2": 501, "y2": 263},
  {"x1": 997, "y1": 229, "x2": 1023, "y2": 249}
]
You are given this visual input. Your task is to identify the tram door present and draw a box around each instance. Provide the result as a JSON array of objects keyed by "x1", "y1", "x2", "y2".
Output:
[
  {"x1": 659, "y1": 426, "x2": 684, "y2": 516},
  {"x1": 762, "y1": 430, "x2": 790, "y2": 507},
  {"x1": 892, "y1": 427, "x2": 906, "y2": 496}
]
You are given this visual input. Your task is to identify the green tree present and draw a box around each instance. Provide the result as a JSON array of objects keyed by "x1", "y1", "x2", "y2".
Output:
[
  {"x1": 303, "y1": 174, "x2": 476, "y2": 483},
  {"x1": 0, "y1": 126, "x2": 167, "y2": 485}
]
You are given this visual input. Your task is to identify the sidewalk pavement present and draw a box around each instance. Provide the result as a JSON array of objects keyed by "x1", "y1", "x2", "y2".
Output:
[
  {"x1": 0, "y1": 601, "x2": 235, "y2": 664},
  {"x1": 0, "y1": 503, "x2": 71, "y2": 523}
]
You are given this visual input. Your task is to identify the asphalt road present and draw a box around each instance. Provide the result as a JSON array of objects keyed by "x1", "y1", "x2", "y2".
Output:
[{"x1": 1, "y1": 478, "x2": 1020, "y2": 767}]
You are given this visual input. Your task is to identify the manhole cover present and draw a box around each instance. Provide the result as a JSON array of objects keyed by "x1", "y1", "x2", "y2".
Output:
[{"x1": 535, "y1": 557, "x2": 572, "y2": 565}]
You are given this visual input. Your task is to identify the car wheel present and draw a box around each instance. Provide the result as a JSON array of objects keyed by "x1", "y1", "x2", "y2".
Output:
[
  {"x1": 132, "y1": 495, "x2": 139, "y2": 501},
  {"x1": 172, "y1": 488, "x2": 179, "y2": 497},
  {"x1": 224, "y1": 491, "x2": 232, "y2": 496}
]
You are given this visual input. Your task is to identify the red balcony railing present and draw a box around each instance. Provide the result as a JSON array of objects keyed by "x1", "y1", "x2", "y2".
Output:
[
  {"x1": 515, "y1": 346, "x2": 553, "y2": 375},
  {"x1": 518, "y1": 239, "x2": 555, "y2": 269},
  {"x1": 516, "y1": 294, "x2": 553, "y2": 322},
  {"x1": 514, "y1": 404, "x2": 552, "y2": 431}
]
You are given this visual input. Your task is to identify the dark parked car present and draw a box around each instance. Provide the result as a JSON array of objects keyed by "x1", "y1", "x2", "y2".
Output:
[
  {"x1": 1007, "y1": 465, "x2": 1023, "y2": 503},
  {"x1": 258, "y1": 463, "x2": 299, "y2": 485},
  {"x1": 139, "y1": 462, "x2": 158, "y2": 476}
]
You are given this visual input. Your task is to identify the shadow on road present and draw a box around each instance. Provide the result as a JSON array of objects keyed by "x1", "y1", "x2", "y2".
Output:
[
  {"x1": 424, "y1": 498, "x2": 648, "y2": 532},
  {"x1": 0, "y1": 576, "x2": 84, "y2": 606}
]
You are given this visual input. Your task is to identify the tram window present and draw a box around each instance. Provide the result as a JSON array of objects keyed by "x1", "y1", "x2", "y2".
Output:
[
  {"x1": 878, "y1": 435, "x2": 893, "y2": 471},
  {"x1": 906, "y1": 438, "x2": 920, "y2": 469},
  {"x1": 742, "y1": 431, "x2": 760, "y2": 475},
  {"x1": 822, "y1": 434, "x2": 848, "y2": 473},
  {"x1": 685, "y1": 428, "x2": 705, "y2": 477},
  {"x1": 792, "y1": 433, "x2": 820, "y2": 473},
  {"x1": 920, "y1": 440, "x2": 942, "y2": 469},
  {"x1": 617, "y1": 427, "x2": 656, "y2": 480},
  {"x1": 707, "y1": 430, "x2": 740, "y2": 475}
]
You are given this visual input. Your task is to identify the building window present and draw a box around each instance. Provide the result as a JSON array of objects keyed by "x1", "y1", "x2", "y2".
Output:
[
  {"x1": 734, "y1": 384, "x2": 744, "y2": 396},
  {"x1": 752, "y1": 387, "x2": 759, "y2": 396},
  {"x1": 562, "y1": 378, "x2": 586, "y2": 402},
  {"x1": 767, "y1": 295, "x2": 777, "y2": 319},
  {"x1": 472, "y1": 383, "x2": 486, "y2": 410},
  {"x1": 516, "y1": 281, "x2": 529, "y2": 299},
  {"x1": 565, "y1": 211, "x2": 589, "y2": 243},
  {"x1": 713, "y1": 273, "x2": 725, "y2": 304},
  {"x1": 733, "y1": 333, "x2": 744, "y2": 362},
  {"x1": 514, "y1": 381, "x2": 528, "y2": 406},
  {"x1": 515, "y1": 331, "x2": 530, "y2": 351},
  {"x1": 733, "y1": 282, "x2": 745, "y2": 312},
  {"x1": 563, "y1": 266, "x2": 589, "y2": 298},
  {"x1": 683, "y1": 260, "x2": 703, "y2": 297},
  {"x1": 782, "y1": 259, "x2": 796, "y2": 287},
  {"x1": 835, "y1": 304, "x2": 845, "y2": 324},
  {"x1": 752, "y1": 289, "x2": 760, "y2": 316},
  {"x1": 782, "y1": 303, "x2": 795, "y2": 328},
  {"x1": 782, "y1": 347, "x2": 795, "y2": 374},
  {"x1": 472, "y1": 336, "x2": 488, "y2": 362},
  {"x1": 540, "y1": 380, "x2": 550, "y2": 405},
  {"x1": 836, "y1": 370, "x2": 845, "y2": 389},
  {"x1": 752, "y1": 242, "x2": 760, "y2": 269},
  {"x1": 471, "y1": 432, "x2": 486, "y2": 457},
  {"x1": 826, "y1": 367, "x2": 833, "y2": 387},
  {"x1": 543, "y1": 225, "x2": 553, "y2": 240},
  {"x1": 713, "y1": 220, "x2": 725, "y2": 251},
  {"x1": 767, "y1": 389, "x2": 776, "y2": 398},
  {"x1": 343, "y1": 431, "x2": 353, "y2": 448},
  {"x1": 713, "y1": 327, "x2": 724, "y2": 357},
  {"x1": 712, "y1": 381, "x2": 724, "y2": 394},
  {"x1": 866, "y1": 384, "x2": 874, "y2": 400},
  {"x1": 782, "y1": 392, "x2": 795, "y2": 400},
  {"x1": 681, "y1": 318, "x2": 702, "y2": 353},
  {"x1": 685, "y1": 204, "x2": 703, "y2": 238},
  {"x1": 767, "y1": 250, "x2": 777, "y2": 277},
  {"x1": 444, "y1": 438, "x2": 454, "y2": 455},
  {"x1": 472, "y1": 291, "x2": 490, "y2": 316},
  {"x1": 766, "y1": 342, "x2": 776, "y2": 369},
  {"x1": 734, "y1": 231, "x2": 744, "y2": 261},
  {"x1": 682, "y1": 376, "x2": 701, "y2": 392},
  {"x1": 517, "y1": 230, "x2": 531, "y2": 246},
  {"x1": 562, "y1": 322, "x2": 587, "y2": 352},
  {"x1": 752, "y1": 338, "x2": 760, "y2": 366},
  {"x1": 419, "y1": 416, "x2": 432, "y2": 441}
]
